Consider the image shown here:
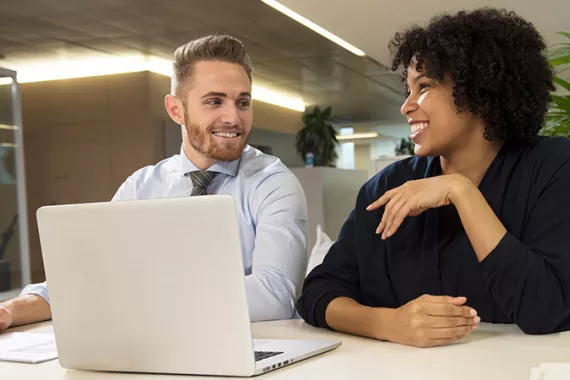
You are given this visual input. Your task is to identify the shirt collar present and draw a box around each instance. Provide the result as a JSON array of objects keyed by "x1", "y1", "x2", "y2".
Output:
[{"x1": 178, "y1": 144, "x2": 241, "y2": 178}]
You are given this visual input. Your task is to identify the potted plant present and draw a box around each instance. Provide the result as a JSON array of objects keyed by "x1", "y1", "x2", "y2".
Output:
[
  {"x1": 395, "y1": 137, "x2": 415, "y2": 156},
  {"x1": 296, "y1": 106, "x2": 339, "y2": 166},
  {"x1": 542, "y1": 32, "x2": 570, "y2": 138}
]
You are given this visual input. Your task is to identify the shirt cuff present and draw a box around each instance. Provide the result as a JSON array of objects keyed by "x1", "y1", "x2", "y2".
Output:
[
  {"x1": 20, "y1": 282, "x2": 50, "y2": 304},
  {"x1": 480, "y1": 232, "x2": 519, "y2": 280}
]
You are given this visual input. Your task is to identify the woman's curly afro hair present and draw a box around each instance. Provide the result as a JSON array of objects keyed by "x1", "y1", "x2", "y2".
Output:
[{"x1": 389, "y1": 8, "x2": 554, "y2": 142}]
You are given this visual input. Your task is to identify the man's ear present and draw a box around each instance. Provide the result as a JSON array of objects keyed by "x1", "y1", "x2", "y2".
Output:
[{"x1": 165, "y1": 95, "x2": 185, "y2": 125}]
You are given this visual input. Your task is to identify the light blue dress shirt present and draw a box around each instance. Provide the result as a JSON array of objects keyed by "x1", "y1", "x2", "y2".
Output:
[{"x1": 22, "y1": 145, "x2": 309, "y2": 321}]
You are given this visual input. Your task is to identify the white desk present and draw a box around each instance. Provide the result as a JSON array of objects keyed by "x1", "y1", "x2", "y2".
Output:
[{"x1": 2, "y1": 320, "x2": 569, "y2": 379}]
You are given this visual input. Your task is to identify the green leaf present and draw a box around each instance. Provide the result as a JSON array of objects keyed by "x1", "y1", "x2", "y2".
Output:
[
  {"x1": 553, "y1": 77, "x2": 570, "y2": 92},
  {"x1": 548, "y1": 41, "x2": 570, "y2": 67},
  {"x1": 550, "y1": 55, "x2": 570, "y2": 67},
  {"x1": 552, "y1": 93, "x2": 570, "y2": 102},
  {"x1": 558, "y1": 32, "x2": 570, "y2": 40}
]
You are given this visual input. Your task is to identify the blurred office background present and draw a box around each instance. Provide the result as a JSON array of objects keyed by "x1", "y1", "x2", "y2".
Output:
[{"x1": 0, "y1": 0, "x2": 568, "y2": 299}]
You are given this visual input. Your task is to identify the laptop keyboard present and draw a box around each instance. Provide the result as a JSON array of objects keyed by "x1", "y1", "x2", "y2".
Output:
[{"x1": 254, "y1": 351, "x2": 284, "y2": 361}]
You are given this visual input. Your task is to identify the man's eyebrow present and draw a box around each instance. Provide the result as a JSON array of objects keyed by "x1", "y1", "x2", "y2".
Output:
[
  {"x1": 201, "y1": 91, "x2": 227, "y2": 98},
  {"x1": 200, "y1": 92, "x2": 252, "y2": 98}
]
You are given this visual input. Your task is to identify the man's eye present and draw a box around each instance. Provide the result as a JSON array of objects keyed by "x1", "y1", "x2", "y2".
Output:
[{"x1": 207, "y1": 98, "x2": 222, "y2": 105}]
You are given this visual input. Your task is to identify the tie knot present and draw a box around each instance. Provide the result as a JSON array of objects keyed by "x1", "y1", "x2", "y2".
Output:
[{"x1": 186, "y1": 171, "x2": 219, "y2": 196}]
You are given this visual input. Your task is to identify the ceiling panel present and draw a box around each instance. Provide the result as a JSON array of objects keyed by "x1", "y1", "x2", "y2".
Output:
[
  {"x1": 278, "y1": 0, "x2": 570, "y2": 70},
  {"x1": 0, "y1": 0, "x2": 408, "y2": 123}
]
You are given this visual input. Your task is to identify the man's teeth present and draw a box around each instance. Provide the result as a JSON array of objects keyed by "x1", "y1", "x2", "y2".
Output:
[
  {"x1": 213, "y1": 132, "x2": 239, "y2": 138},
  {"x1": 411, "y1": 122, "x2": 429, "y2": 134}
]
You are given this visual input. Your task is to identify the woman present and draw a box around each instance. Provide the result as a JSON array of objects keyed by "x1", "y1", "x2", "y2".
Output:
[{"x1": 297, "y1": 8, "x2": 570, "y2": 348}]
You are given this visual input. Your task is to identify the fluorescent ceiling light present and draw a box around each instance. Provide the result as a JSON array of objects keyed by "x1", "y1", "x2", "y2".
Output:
[
  {"x1": 0, "y1": 124, "x2": 17, "y2": 130},
  {"x1": 251, "y1": 84, "x2": 305, "y2": 112},
  {"x1": 336, "y1": 132, "x2": 379, "y2": 140},
  {"x1": 0, "y1": 142, "x2": 17, "y2": 148},
  {"x1": 9, "y1": 55, "x2": 150, "y2": 83},
  {"x1": 261, "y1": 0, "x2": 365, "y2": 56},
  {"x1": 0, "y1": 55, "x2": 306, "y2": 112}
]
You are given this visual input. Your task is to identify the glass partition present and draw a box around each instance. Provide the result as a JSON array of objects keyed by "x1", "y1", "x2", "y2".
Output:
[{"x1": 0, "y1": 67, "x2": 30, "y2": 300}]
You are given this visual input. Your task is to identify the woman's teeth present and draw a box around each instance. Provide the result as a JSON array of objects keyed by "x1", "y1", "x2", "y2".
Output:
[{"x1": 411, "y1": 122, "x2": 429, "y2": 134}]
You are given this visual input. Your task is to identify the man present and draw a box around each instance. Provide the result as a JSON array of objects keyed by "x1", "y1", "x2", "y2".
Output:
[{"x1": 0, "y1": 35, "x2": 308, "y2": 331}]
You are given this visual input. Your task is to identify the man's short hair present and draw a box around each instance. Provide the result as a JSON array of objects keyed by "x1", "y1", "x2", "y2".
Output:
[{"x1": 171, "y1": 34, "x2": 253, "y2": 97}]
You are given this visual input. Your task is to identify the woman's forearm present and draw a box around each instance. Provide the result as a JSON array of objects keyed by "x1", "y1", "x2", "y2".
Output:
[
  {"x1": 325, "y1": 297, "x2": 395, "y2": 340},
  {"x1": 450, "y1": 176, "x2": 507, "y2": 262}
]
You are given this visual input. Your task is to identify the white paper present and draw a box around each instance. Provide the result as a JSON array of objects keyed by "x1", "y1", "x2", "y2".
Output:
[
  {"x1": 530, "y1": 363, "x2": 570, "y2": 380},
  {"x1": 0, "y1": 332, "x2": 58, "y2": 363}
]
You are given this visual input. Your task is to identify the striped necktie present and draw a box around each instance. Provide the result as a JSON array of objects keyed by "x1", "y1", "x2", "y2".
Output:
[{"x1": 186, "y1": 171, "x2": 219, "y2": 196}]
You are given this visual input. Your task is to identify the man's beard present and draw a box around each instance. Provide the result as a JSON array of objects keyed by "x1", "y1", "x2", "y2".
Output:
[{"x1": 184, "y1": 112, "x2": 250, "y2": 162}]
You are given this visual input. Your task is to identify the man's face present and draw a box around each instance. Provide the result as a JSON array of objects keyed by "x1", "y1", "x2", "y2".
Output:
[{"x1": 179, "y1": 60, "x2": 253, "y2": 162}]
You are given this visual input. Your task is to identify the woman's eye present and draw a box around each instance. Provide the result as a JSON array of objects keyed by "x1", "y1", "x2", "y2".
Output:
[{"x1": 419, "y1": 83, "x2": 431, "y2": 93}]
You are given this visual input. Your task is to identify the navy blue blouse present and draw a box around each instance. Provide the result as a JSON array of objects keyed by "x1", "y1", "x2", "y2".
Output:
[{"x1": 297, "y1": 136, "x2": 570, "y2": 334}]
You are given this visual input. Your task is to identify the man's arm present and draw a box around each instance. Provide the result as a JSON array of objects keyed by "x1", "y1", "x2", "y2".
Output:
[
  {"x1": 0, "y1": 294, "x2": 51, "y2": 330},
  {"x1": 0, "y1": 282, "x2": 51, "y2": 331},
  {"x1": 245, "y1": 170, "x2": 308, "y2": 322}
]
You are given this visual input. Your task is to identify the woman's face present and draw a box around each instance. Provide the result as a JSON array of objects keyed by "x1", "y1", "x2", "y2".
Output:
[{"x1": 401, "y1": 62, "x2": 479, "y2": 157}]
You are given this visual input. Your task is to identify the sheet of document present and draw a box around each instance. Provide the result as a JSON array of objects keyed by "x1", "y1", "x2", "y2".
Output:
[
  {"x1": 0, "y1": 332, "x2": 58, "y2": 363},
  {"x1": 530, "y1": 363, "x2": 570, "y2": 380}
]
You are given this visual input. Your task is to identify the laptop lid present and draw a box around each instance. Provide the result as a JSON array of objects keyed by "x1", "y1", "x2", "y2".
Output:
[{"x1": 37, "y1": 196, "x2": 258, "y2": 376}]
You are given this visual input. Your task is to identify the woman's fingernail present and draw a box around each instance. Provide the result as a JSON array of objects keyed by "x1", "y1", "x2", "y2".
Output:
[
  {"x1": 469, "y1": 309, "x2": 477, "y2": 317},
  {"x1": 474, "y1": 316, "x2": 481, "y2": 324},
  {"x1": 472, "y1": 324, "x2": 478, "y2": 330}
]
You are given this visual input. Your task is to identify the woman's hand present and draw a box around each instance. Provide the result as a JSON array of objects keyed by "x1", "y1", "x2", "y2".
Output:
[
  {"x1": 367, "y1": 174, "x2": 463, "y2": 239},
  {"x1": 382, "y1": 295, "x2": 480, "y2": 348}
]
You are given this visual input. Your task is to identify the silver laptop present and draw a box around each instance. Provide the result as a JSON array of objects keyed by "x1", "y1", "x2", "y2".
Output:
[{"x1": 36, "y1": 195, "x2": 341, "y2": 377}]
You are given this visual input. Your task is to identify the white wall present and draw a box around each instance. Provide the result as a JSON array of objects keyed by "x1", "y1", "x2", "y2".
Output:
[
  {"x1": 292, "y1": 167, "x2": 368, "y2": 251},
  {"x1": 355, "y1": 144, "x2": 370, "y2": 171},
  {"x1": 372, "y1": 124, "x2": 410, "y2": 158},
  {"x1": 322, "y1": 168, "x2": 368, "y2": 241},
  {"x1": 336, "y1": 142, "x2": 355, "y2": 169},
  {"x1": 371, "y1": 140, "x2": 397, "y2": 158}
]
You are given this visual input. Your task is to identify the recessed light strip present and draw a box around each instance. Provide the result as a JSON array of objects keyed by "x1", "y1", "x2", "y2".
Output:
[
  {"x1": 0, "y1": 56, "x2": 306, "y2": 112},
  {"x1": 336, "y1": 132, "x2": 379, "y2": 140},
  {"x1": 261, "y1": 0, "x2": 365, "y2": 56}
]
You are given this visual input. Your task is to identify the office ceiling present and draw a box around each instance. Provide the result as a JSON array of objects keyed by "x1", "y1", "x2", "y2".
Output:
[
  {"x1": 279, "y1": 0, "x2": 570, "y2": 75},
  {"x1": 276, "y1": 0, "x2": 570, "y2": 134},
  {"x1": 0, "y1": 0, "x2": 407, "y2": 124}
]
